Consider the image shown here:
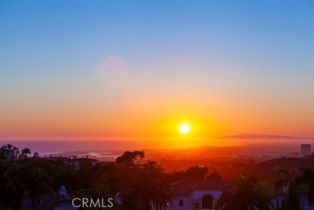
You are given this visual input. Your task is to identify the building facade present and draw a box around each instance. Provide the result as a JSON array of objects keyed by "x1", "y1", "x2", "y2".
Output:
[
  {"x1": 166, "y1": 177, "x2": 225, "y2": 210},
  {"x1": 165, "y1": 177, "x2": 286, "y2": 210}
]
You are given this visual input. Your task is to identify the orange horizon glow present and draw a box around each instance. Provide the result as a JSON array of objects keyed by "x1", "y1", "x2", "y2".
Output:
[{"x1": 1, "y1": 94, "x2": 314, "y2": 147}]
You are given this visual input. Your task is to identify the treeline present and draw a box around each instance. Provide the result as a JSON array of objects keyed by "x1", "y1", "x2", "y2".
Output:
[
  {"x1": 0, "y1": 146, "x2": 172, "y2": 210},
  {"x1": 1, "y1": 144, "x2": 314, "y2": 210}
]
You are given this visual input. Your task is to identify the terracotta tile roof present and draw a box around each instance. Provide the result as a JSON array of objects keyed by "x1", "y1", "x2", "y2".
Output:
[
  {"x1": 170, "y1": 177, "x2": 225, "y2": 196},
  {"x1": 193, "y1": 177, "x2": 225, "y2": 189}
]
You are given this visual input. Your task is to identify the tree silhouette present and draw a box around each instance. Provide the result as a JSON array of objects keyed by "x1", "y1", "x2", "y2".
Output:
[
  {"x1": 0, "y1": 161, "x2": 24, "y2": 210},
  {"x1": 185, "y1": 165, "x2": 208, "y2": 178},
  {"x1": 217, "y1": 175, "x2": 273, "y2": 210},
  {"x1": 20, "y1": 164, "x2": 53, "y2": 210},
  {"x1": 116, "y1": 151, "x2": 145, "y2": 165},
  {"x1": 120, "y1": 161, "x2": 171, "y2": 210},
  {"x1": 286, "y1": 169, "x2": 314, "y2": 210},
  {"x1": 20, "y1": 147, "x2": 31, "y2": 159},
  {"x1": 0, "y1": 144, "x2": 20, "y2": 160},
  {"x1": 116, "y1": 151, "x2": 171, "y2": 210}
]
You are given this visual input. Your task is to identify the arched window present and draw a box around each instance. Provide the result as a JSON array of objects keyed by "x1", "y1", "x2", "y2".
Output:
[
  {"x1": 202, "y1": 194, "x2": 213, "y2": 209},
  {"x1": 179, "y1": 199, "x2": 184, "y2": 207}
]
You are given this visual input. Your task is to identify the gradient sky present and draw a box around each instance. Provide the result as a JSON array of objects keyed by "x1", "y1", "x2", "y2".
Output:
[{"x1": 1, "y1": 1, "x2": 314, "y2": 146}]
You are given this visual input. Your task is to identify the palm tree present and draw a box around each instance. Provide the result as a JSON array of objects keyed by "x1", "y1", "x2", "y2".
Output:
[
  {"x1": 20, "y1": 147, "x2": 31, "y2": 159},
  {"x1": 216, "y1": 175, "x2": 273, "y2": 210}
]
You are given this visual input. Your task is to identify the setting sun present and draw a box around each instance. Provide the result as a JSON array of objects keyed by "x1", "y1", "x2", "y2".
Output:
[{"x1": 178, "y1": 123, "x2": 191, "y2": 135}]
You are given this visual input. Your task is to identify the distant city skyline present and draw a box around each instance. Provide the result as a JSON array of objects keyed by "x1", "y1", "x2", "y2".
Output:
[{"x1": 1, "y1": 1, "x2": 314, "y2": 147}]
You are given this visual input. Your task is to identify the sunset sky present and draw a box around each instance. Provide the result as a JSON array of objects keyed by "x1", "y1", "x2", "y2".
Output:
[{"x1": 1, "y1": 1, "x2": 314, "y2": 146}]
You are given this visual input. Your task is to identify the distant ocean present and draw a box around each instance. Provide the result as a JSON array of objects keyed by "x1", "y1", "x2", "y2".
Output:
[
  {"x1": 0, "y1": 140, "x2": 146, "y2": 156},
  {"x1": 1, "y1": 139, "x2": 313, "y2": 159}
]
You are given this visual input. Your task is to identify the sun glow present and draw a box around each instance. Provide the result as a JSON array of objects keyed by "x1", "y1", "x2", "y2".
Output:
[{"x1": 178, "y1": 123, "x2": 191, "y2": 135}]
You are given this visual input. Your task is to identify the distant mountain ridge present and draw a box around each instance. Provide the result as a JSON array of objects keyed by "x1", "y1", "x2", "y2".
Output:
[{"x1": 222, "y1": 133, "x2": 313, "y2": 140}]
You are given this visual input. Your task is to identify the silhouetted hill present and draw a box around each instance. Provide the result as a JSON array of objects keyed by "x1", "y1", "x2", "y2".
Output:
[{"x1": 223, "y1": 133, "x2": 313, "y2": 140}]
